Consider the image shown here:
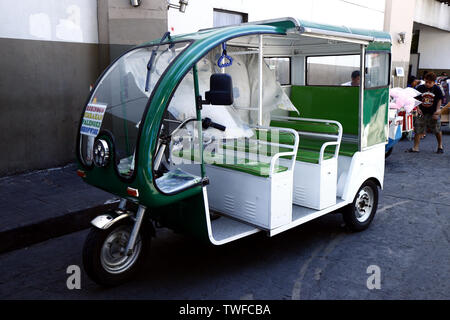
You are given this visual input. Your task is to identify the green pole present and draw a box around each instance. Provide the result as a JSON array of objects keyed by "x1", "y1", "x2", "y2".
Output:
[
  {"x1": 192, "y1": 64, "x2": 205, "y2": 178},
  {"x1": 119, "y1": 65, "x2": 130, "y2": 155}
]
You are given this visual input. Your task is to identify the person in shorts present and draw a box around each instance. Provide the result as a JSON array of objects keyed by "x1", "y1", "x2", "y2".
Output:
[{"x1": 407, "y1": 72, "x2": 444, "y2": 153}]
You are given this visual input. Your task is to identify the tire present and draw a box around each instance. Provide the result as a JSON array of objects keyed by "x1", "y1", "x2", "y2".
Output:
[
  {"x1": 385, "y1": 147, "x2": 393, "y2": 158},
  {"x1": 82, "y1": 219, "x2": 150, "y2": 286},
  {"x1": 342, "y1": 180, "x2": 379, "y2": 232}
]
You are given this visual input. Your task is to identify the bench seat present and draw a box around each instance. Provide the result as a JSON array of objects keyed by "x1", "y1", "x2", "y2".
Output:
[
  {"x1": 270, "y1": 120, "x2": 358, "y2": 158},
  {"x1": 221, "y1": 138, "x2": 334, "y2": 164},
  {"x1": 174, "y1": 149, "x2": 288, "y2": 178}
]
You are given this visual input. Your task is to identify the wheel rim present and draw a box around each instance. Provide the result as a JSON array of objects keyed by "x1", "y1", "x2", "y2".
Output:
[
  {"x1": 100, "y1": 225, "x2": 142, "y2": 274},
  {"x1": 355, "y1": 186, "x2": 374, "y2": 223}
]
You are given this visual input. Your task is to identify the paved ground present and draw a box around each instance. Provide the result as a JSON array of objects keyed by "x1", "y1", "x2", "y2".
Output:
[
  {"x1": 0, "y1": 164, "x2": 117, "y2": 253},
  {"x1": 0, "y1": 129, "x2": 449, "y2": 299}
]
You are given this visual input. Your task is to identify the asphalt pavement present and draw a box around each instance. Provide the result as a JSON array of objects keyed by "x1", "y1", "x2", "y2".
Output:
[
  {"x1": 0, "y1": 128, "x2": 449, "y2": 299},
  {"x1": 0, "y1": 164, "x2": 118, "y2": 253}
]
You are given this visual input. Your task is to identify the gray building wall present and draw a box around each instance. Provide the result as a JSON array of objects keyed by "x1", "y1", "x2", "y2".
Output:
[
  {"x1": 0, "y1": 0, "x2": 167, "y2": 176},
  {"x1": 0, "y1": 38, "x2": 101, "y2": 176}
]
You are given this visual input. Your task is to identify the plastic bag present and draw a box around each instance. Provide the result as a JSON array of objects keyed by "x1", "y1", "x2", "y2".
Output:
[{"x1": 389, "y1": 87, "x2": 421, "y2": 113}]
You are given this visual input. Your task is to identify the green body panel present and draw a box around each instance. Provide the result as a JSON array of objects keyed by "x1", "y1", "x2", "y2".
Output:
[
  {"x1": 367, "y1": 42, "x2": 391, "y2": 51},
  {"x1": 148, "y1": 192, "x2": 210, "y2": 242},
  {"x1": 288, "y1": 86, "x2": 360, "y2": 135},
  {"x1": 362, "y1": 87, "x2": 389, "y2": 148}
]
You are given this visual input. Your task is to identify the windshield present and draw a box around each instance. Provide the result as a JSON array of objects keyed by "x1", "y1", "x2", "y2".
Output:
[{"x1": 79, "y1": 41, "x2": 190, "y2": 177}]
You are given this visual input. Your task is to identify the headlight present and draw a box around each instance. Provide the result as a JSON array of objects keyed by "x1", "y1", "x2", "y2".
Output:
[{"x1": 93, "y1": 139, "x2": 110, "y2": 167}]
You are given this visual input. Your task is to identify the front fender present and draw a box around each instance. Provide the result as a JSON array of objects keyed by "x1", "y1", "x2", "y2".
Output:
[{"x1": 90, "y1": 211, "x2": 133, "y2": 230}]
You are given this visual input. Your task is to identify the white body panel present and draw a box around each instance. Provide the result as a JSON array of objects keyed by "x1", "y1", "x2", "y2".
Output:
[
  {"x1": 341, "y1": 143, "x2": 385, "y2": 203},
  {"x1": 201, "y1": 145, "x2": 385, "y2": 245},
  {"x1": 205, "y1": 164, "x2": 293, "y2": 230},
  {"x1": 292, "y1": 158, "x2": 337, "y2": 210}
]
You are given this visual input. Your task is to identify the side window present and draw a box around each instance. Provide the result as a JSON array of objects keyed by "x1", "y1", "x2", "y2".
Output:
[
  {"x1": 264, "y1": 57, "x2": 291, "y2": 85},
  {"x1": 365, "y1": 52, "x2": 390, "y2": 88},
  {"x1": 306, "y1": 55, "x2": 360, "y2": 86}
]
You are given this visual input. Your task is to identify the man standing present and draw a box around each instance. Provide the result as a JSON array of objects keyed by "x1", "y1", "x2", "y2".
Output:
[{"x1": 407, "y1": 72, "x2": 444, "y2": 153}]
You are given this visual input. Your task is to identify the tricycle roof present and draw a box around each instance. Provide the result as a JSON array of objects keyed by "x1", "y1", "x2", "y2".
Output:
[{"x1": 139, "y1": 17, "x2": 392, "y2": 48}]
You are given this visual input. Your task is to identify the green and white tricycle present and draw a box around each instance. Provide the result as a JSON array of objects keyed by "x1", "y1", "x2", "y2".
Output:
[{"x1": 77, "y1": 17, "x2": 391, "y2": 286}]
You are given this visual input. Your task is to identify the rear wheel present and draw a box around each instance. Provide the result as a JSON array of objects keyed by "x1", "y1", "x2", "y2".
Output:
[
  {"x1": 342, "y1": 180, "x2": 379, "y2": 232},
  {"x1": 82, "y1": 220, "x2": 150, "y2": 286}
]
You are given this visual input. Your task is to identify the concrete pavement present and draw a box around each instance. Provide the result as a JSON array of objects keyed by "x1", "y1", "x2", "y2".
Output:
[
  {"x1": 0, "y1": 128, "x2": 448, "y2": 299},
  {"x1": 0, "y1": 164, "x2": 118, "y2": 253}
]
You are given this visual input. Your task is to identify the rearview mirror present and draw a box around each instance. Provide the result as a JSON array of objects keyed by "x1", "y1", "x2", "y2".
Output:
[{"x1": 205, "y1": 73, "x2": 234, "y2": 105}]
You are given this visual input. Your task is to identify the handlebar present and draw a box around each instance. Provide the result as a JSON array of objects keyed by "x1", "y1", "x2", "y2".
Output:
[{"x1": 202, "y1": 117, "x2": 226, "y2": 131}]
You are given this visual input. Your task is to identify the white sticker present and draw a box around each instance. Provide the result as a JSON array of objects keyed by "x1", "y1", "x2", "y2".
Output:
[{"x1": 80, "y1": 103, "x2": 107, "y2": 137}]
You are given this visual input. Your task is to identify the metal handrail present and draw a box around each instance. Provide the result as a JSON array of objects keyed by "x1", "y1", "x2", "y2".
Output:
[
  {"x1": 271, "y1": 115, "x2": 343, "y2": 163},
  {"x1": 251, "y1": 125, "x2": 299, "y2": 177}
]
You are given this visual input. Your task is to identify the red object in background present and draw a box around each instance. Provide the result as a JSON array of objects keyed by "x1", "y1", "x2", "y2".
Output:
[{"x1": 398, "y1": 110, "x2": 413, "y2": 132}]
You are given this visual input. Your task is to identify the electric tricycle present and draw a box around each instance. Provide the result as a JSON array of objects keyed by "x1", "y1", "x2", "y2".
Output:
[{"x1": 77, "y1": 17, "x2": 391, "y2": 286}]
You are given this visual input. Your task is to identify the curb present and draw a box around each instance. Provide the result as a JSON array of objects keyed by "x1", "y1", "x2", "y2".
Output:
[{"x1": 0, "y1": 202, "x2": 118, "y2": 255}]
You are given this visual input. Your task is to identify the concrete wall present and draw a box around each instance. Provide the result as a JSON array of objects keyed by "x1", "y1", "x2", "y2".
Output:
[
  {"x1": 414, "y1": 0, "x2": 450, "y2": 32},
  {"x1": 416, "y1": 24, "x2": 450, "y2": 71},
  {"x1": 168, "y1": 0, "x2": 385, "y2": 34},
  {"x1": 0, "y1": 0, "x2": 101, "y2": 176},
  {"x1": 0, "y1": 0, "x2": 168, "y2": 176},
  {"x1": 0, "y1": 0, "x2": 98, "y2": 43},
  {"x1": 0, "y1": 39, "x2": 100, "y2": 176},
  {"x1": 384, "y1": 0, "x2": 417, "y2": 88}
]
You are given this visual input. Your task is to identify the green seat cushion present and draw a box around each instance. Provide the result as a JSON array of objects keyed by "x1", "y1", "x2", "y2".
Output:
[
  {"x1": 296, "y1": 149, "x2": 334, "y2": 164},
  {"x1": 324, "y1": 142, "x2": 359, "y2": 157},
  {"x1": 215, "y1": 161, "x2": 287, "y2": 177},
  {"x1": 220, "y1": 141, "x2": 333, "y2": 164},
  {"x1": 270, "y1": 120, "x2": 340, "y2": 135},
  {"x1": 297, "y1": 137, "x2": 358, "y2": 157},
  {"x1": 268, "y1": 121, "x2": 359, "y2": 158},
  {"x1": 174, "y1": 149, "x2": 288, "y2": 178},
  {"x1": 254, "y1": 129, "x2": 296, "y2": 145}
]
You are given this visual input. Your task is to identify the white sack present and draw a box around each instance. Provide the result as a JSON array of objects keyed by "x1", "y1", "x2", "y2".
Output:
[
  {"x1": 168, "y1": 56, "x2": 253, "y2": 140},
  {"x1": 247, "y1": 54, "x2": 298, "y2": 126}
]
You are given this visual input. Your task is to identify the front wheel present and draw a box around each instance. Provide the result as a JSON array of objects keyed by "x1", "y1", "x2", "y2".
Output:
[
  {"x1": 342, "y1": 180, "x2": 379, "y2": 232},
  {"x1": 82, "y1": 220, "x2": 150, "y2": 286}
]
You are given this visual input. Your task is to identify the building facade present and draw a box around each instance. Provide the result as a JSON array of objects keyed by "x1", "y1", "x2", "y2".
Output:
[{"x1": 1, "y1": 0, "x2": 448, "y2": 175}]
